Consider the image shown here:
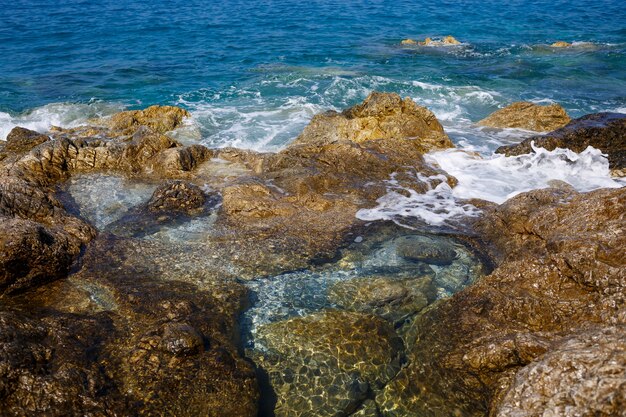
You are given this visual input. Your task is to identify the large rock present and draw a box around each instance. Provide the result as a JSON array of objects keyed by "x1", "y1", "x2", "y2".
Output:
[
  {"x1": 104, "y1": 104, "x2": 191, "y2": 134},
  {"x1": 294, "y1": 92, "x2": 452, "y2": 150},
  {"x1": 4, "y1": 127, "x2": 49, "y2": 153},
  {"x1": 478, "y1": 101, "x2": 571, "y2": 132},
  {"x1": 378, "y1": 187, "x2": 625, "y2": 416},
  {"x1": 496, "y1": 112, "x2": 626, "y2": 176},
  {"x1": 493, "y1": 326, "x2": 626, "y2": 417}
]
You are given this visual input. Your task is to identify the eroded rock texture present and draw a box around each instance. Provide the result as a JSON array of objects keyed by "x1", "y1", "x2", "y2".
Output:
[
  {"x1": 478, "y1": 101, "x2": 571, "y2": 132},
  {"x1": 379, "y1": 187, "x2": 626, "y2": 416}
]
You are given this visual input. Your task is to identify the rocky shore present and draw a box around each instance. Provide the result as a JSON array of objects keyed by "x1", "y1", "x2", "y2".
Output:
[{"x1": 0, "y1": 93, "x2": 624, "y2": 416}]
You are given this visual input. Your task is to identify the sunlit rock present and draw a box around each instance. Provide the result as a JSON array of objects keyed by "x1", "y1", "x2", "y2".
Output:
[{"x1": 478, "y1": 101, "x2": 571, "y2": 132}]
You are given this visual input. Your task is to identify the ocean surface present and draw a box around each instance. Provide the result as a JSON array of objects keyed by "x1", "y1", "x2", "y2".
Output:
[{"x1": 1, "y1": 0, "x2": 625, "y2": 223}]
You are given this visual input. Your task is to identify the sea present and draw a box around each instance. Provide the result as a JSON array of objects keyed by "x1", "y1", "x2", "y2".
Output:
[{"x1": 1, "y1": 0, "x2": 625, "y2": 224}]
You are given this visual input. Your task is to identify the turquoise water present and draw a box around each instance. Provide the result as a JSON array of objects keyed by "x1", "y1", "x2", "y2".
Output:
[{"x1": 1, "y1": 0, "x2": 625, "y2": 149}]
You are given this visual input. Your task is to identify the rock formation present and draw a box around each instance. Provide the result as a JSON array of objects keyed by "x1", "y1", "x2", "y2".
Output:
[
  {"x1": 378, "y1": 186, "x2": 626, "y2": 416},
  {"x1": 478, "y1": 101, "x2": 571, "y2": 132},
  {"x1": 496, "y1": 112, "x2": 626, "y2": 176}
]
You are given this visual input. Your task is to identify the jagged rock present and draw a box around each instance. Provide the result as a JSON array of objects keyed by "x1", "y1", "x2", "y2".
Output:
[
  {"x1": 400, "y1": 39, "x2": 417, "y2": 45},
  {"x1": 478, "y1": 101, "x2": 571, "y2": 132},
  {"x1": 5, "y1": 127, "x2": 49, "y2": 153},
  {"x1": 496, "y1": 112, "x2": 626, "y2": 175},
  {"x1": 493, "y1": 326, "x2": 626, "y2": 417},
  {"x1": 104, "y1": 105, "x2": 191, "y2": 134},
  {"x1": 378, "y1": 187, "x2": 626, "y2": 416},
  {"x1": 293, "y1": 92, "x2": 452, "y2": 150}
]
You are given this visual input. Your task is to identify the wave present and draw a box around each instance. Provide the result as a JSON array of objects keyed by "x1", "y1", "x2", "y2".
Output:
[
  {"x1": 0, "y1": 101, "x2": 123, "y2": 141},
  {"x1": 357, "y1": 144, "x2": 624, "y2": 228}
]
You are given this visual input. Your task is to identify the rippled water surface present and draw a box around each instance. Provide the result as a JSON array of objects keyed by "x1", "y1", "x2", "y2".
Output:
[{"x1": 1, "y1": 0, "x2": 625, "y2": 149}]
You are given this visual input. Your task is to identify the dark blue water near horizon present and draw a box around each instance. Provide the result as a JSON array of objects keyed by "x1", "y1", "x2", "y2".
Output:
[{"x1": 1, "y1": 0, "x2": 625, "y2": 149}]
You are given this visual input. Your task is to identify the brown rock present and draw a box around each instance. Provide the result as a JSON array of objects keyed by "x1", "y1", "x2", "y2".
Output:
[
  {"x1": 493, "y1": 326, "x2": 626, "y2": 417},
  {"x1": 5, "y1": 127, "x2": 49, "y2": 153},
  {"x1": 419, "y1": 36, "x2": 462, "y2": 46},
  {"x1": 293, "y1": 92, "x2": 452, "y2": 151},
  {"x1": 550, "y1": 41, "x2": 572, "y2": 48},
  {"x1": 105, "y1": 104, "x2": 191, "y2": 134},
  {"x1": 378, "y1": 187, "x2": 626, "y2": 416},
  {"x1": 478, "y1": 101, "x2": 571, "y2": 132},
  {"x1": 496, "y1": 112, "x2": 626, "y2": 175},
  {"x1": 401, "y1": 39, "x2": 417, "y2": 45},
  {"x1": 147, "y1": 181, "x2": 206, "y2": 214}
]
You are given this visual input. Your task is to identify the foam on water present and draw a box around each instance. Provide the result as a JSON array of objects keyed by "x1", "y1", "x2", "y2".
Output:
[
  {"x1": 0, "y1": 101, "x2": 123, "y2": 140},
  {"x1": 358, "y1": 144, "x2": 624, "y2": 228}
]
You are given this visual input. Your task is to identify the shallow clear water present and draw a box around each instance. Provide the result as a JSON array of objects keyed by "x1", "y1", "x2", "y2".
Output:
[{"x1": 1, "y1": 0, "x2": 625, "y2": 150}]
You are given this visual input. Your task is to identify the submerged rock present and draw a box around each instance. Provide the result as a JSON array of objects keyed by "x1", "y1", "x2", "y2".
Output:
[
  {"x1": 379, "y1": 186, "x2": 626, "y2": 416},
  {"x1": 496, "y1": 112, "x2": 626, "y2": 176},
  {"x1": 478, "y1": 101, "x2": 571, "y2": 132},
  {"x1": 328, "y1": 274, "x2": 437, "y2": 324},
  {"x1": 253, "y1": 310, "x2": 404, "y2": 417},
  {"x1": 395, "y1": 235, "x2": 457, "y2": 265}
]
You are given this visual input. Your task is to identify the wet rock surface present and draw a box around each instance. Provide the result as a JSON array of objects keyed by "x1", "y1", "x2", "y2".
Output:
[
  {"x1": 493, "y1": 326, "x2": 626, "y2": 417},
  {"x1": 379, "y1": 186, "x2": 626, "y2": 416},
  {"x1": 478, "y1": 101, "x2": 571, "y2": 132},
  {"x1": 496, "y1": 112, "x2": 626, "y2": 175}
]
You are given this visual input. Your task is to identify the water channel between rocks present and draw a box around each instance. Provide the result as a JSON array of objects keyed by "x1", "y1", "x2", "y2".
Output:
[{"x1": 62, "y1": 172, "x2": 487, "y2": 417}]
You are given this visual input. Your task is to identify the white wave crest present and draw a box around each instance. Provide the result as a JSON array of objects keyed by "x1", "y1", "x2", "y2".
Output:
[{"x1": 0, "y1": 101, "x2": 124, "y2": 141}]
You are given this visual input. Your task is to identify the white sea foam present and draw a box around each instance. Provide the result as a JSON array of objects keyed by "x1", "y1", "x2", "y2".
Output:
[
  {"x1": 358, "y1": 144, "x2": 624, "y2": 228},
  {"x1": 0, "y1": 101, "x2": 123, "y2": 141}
]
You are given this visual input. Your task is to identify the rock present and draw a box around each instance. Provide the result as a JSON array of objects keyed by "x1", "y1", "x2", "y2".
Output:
[
  {"x1": 395, "y1": 235, "x2": 458, "y2": 265},
  {"x1": 478, "y1": 101, "x2": 571, "y2": 132},
  {"x1": 293, "y1": 92, "x2": 452, "y2": 151},
  {"x1": 5, "y1": 127, "x2": 49, "y2": 153},
  {"x1": 0, "y1": 234, "x2": 260, "y2": 416},
  {"x1": 493, "y1": 326, "x2": 626, "y2": 417},
  {"x1": 147, "y1": 181, "x2": 206, "y2": 214},
  {"x1": 551, "y1": 41, "x2": 572, "y2": 48},
  {"x1": 105, "y1": 105, "x2": 191, "y2": 134},
  {"x1": 400, "y1": 39, "x2": 417, "y2": 45},
  {"x1": 378, "y1": 187, "x2": 626, "y2": 416},
  {"x1": 253, "y1": 310, "x2": 403, "y2": 416},
  {"x1": 0, "y1": 217, "x2": 89, "y2": 294},
  {"x1": 328, "y1": 274, "x2": 437, "y2": 324},
  {"x1": 257, "y1": 310, "x2": 404, "y2": 390},
  {"x1": 496, "y1": 112, "x2": 626, "y2": 175},
  {"x1": 419, "y1": 35, "x2": 461, "y2": 46}
]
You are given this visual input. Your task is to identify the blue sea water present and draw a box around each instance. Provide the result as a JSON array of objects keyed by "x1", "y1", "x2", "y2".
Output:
[{"x1": 1, "y1": 0, "x2": 625, "y2": 150}]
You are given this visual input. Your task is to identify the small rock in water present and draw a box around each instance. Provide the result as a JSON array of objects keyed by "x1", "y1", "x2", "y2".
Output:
[
  {"x1": 395, "y1": 235, "x2": 457, "y2": 266},
  {"x1": 477, "y1": 101, "x2": 571, "y2": 132},
  {"x1": 354, "y1": 236, "x2": 363, "y2": 243},
  {"x1": 159, "y1": 322, "x2": 204, "y2": 356},
  {"x1": 401, "y1": 38, "x2": 417, "y2": 45},
  {"x1": 550, "y1": 41, "x2": 572, "y2": 48}
]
